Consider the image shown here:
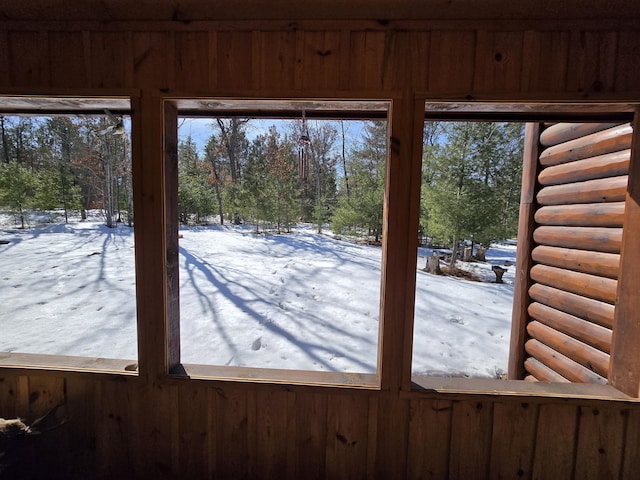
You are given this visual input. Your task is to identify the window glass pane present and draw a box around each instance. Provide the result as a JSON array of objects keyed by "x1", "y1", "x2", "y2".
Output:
[
  {"x1": 0, "y1": 111, "x2": 137, "y2": 362},
  {"x1": 177, "y1": 114, "x2": 386, "y2": 373},
  {"x1": 412, "y1": 120, "x2": 524, "y2": 378}
]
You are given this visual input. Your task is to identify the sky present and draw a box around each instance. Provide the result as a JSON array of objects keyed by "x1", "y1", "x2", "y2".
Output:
[{"x1": 0, "y1": 213, "x2": 514, "y2": 378}]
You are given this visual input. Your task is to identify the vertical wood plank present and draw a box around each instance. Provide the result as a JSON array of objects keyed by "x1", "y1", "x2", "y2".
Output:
[
  {"x1": 574, "y1": 405, "x2": 625, "y2": 479},
  {"x1": 288, "y1": 392, "x2": 327, "y2": 480},
  {"x1": 258, "y1": 31, "x2": 297, "y2": 91},
  {"x1": 217, "y1": 31, "x2": 253, "y2": 91},
  {"x1": 449, "y1": 400, "x2": 493, "y2": 480},
  {"x1": 298, "y1": 31, "x2": 343, "y2": 90},
  {"x1": 214, "y1": 388, "x2": 249, "y2": 479},
  {"x1": 177, "y1": 385, "x2": 209, "y2": 478},
  {"x1": 208, "y1": 30, "x2": 218, "y2": 90},
  {"x1": 407, "y1": 399, "x2": 453, "y2": 480},
  {"x1": 8, "y1": 31, "x2": 48, "y2": 87},
  {"x1": 349, "y1": 31, "x2": 387, "y2": 90},
  {"x1": 26, "y1": 375, "x2": 65, "y2": 419},
  {"x1": 49, "y1": 31, "x2": 87, "y2": 87},
  {"x1": 521, "y1": 31, "x2": 570, "y2": 92},
  {"x1": 567, "y1": 31, "x2": 618, "y2": 96},
  {"x1": 615, "y1": 31, "x2": 640, "y2": 93},
  {"x1": 254, "y1": 390, "x2": 289, "y2": 479},
  {"x1": 175, "y1": 31, "x2": 210, "y2": 91},
  {"x1": 90, "y1": 31, "x2": 132, "y2": 88},
  {"x1": 63, "y1": 376, "x2": 97, "y2": 476},
  {"x1": 375, "y1": 394, "x2": 408, "y2": 478},
  {"x1": 509, "y1": 122, "x2": 542, "y2": 380},
  {"x1": 0, "y1": 375, "x2": 19, "y2": 418},
  {"x1": 621, "y1": 407, "x2": 640, "y2": 478},
  {"x1": 489, "y1": 402, "x2": 538, "y2": 480},
  {"x1": 165, "y1": 100, "x2": 180, "y2": 370},
  {"x1": 0, "y1": 29, "x2": 9, "y2": 86},
  {"x1": 325, "y1": 394, "x2": 369, "y2": 480},
  {"x1": 610, "y1": 110, "x2": 640, "y2": 397},
  {"x1": 392, "y1": 31, "x2": 430, "y2": 92},
  {"x1": 474, "y1": 31, "x2": 524, "y2": 92},
  {"x1": 532, "y1": 404, "x2": 579, "y2": 479},
  {"x1": 133, "y1": 32, "x2": 171, "y2": 89},
  {"x1": 428, "y1": 31, "x2": 476, "y2": 93}
]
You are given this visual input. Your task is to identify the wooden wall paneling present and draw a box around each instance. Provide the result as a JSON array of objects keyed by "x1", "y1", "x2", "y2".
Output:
[
  {"x1": 574, "y1": 405, "x2": 626, "y2": 479},
  {"x1": 62, "y1": 376, "x2": 97, "y2": 477},
  {"x1": 48, "y1": 31, "x2": 87, "y2": 87},
  {"x1": 489, "y1": 402, "x2": 538, "y2": 480},
  {"x1": 521, "y1": 31, "x2": 570, "y2": 93},
  {"x1": 133, "y1": 32, "x2": 171, "y2": 89},
  {"x1": 177, "y1": 385, "x2": 209, "y2": 478},
  {"x1": 538, "y1": 150, "x2": 630, "y2": 186},
  {"x1": 95, "y1": 379, "x2": 136, "y2": 478},
  {"x1": 0, "y1": 375, "x2": 18, "y2": 418},
  {"x1": 90, "y1": 32, "x2": 133, "y2": 88},
  {"x1": 287, "y1": 392, "x2": 328, "y2": 480},
  {"x1": 375, "y1": 394, "x2": 408, "y2": 478},
  {"x1": 217, "y1": 31, "x2": 254, "y2": 91},
  {"x1": 529, "y1": 265, "x2": 618, "y2": 305},
  {"x1": 532, "y1": 225, "x2": 622, "y2": 253},
  {"x1": 392, "y1": 31, "x2": 429, "y2": 91},
  {"x1": 621, "y1": 407, "x2": 640, "y2": 478},
  {"x1": 208, "y1": 31, "x2": 218, "y2": 90},
  {"x1": 0, "y1": 30, "x2": 8, "y2": 86},
  {"x1": 540, "y1": 122, "x2": 625, "y2": 148},
  {"x1": 610, "y1": 111, "x2": 640, "y2": 397},
  {"x1": 296, "y1": 31, "x2": 344, "y2": 91},
  {"x1": 567, "y1": 31, "x2": 618, "y2": 96},
  {"x1": 257, "y1": 31, "x2": 296, "y2": 91},
  {"x1": 8, "y1": 31, "x2": 49, "y2": 87},
  {"x1": 473, "y1": 31, "x2": 523, "y2": 92},
  {"x1": 213, "y1": 388, "x2": 250, "y2": 479},
  {"x1": 428, "y1": 31, "x2": 476, "y2": 93},
  {"x1": 25, "y1": 375, "x2": 65, "y2": 419},
  {"x1": 531, "y1": 404, "x2": 579, "y2": 479},
  {"x1": 615, "y1": 31, "x2": 640, "y2": 92},
  {"x1": 448, "y1": 400, "x2": 493, "y2": 480},
  {"x1": 325, "y1": 393, "x2": 370, "y2": 480},
  {"x1": 174, "y1": 32, "x2": 210, "y2": 91},
  {"x1": 406, "y1": 399, "x2": 452, "y2": 480},
  {"x1": 348, "y1": 30, "x2": 388, "y2": 91},
  {"x1": 253, "y1": 389, "x2": 290, "y2": 479},
  {"x1": 509, "y1": 122, "x2": 541, "y2": 380}
]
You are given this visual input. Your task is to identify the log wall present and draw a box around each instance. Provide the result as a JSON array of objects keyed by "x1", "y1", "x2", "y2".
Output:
[{"x1": 1, "y1": 2, "x2": 640, "y2": 478}]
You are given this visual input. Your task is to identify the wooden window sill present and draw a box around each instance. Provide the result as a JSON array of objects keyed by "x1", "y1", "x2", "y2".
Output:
[{"x1": 0, "y1": 352, "x2": 138, "y2": 376}]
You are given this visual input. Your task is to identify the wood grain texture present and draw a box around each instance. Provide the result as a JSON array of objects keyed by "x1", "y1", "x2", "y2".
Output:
[
  {"x1": 407, "y1": 399, "x2": 452, "y2": 480},
  {"x1": 528, "y1": 302, "x2": 612, "y2": 354},
  {"x1": 532, "y1": 404, "x2": 579, "y2": 479},
  {"x1": 538, "y1": 149, "x2": 630, "y2": 186},
  {"x1": 8, "y1": 31, "x2": 48, "y2": 87},
  {"x1": 616, "y1": 31, "x2": 640, "y2": 92},
  {"x1": 539, "y1": 123, "x2": 633, "y2": 167},
  {"x1": 530, "y1": 264, "x2": 618, "y2": 305},
  {"x1": 531, "y1": 245, "x2": 620, "y2": 279},
  {"x1": 174, "y1": 32, "x2": 210, "y2": 90},
  {"x1": 449, "y1": 400, "x2": 493, "y2": 480},
  {"x1": 567, "y1": 31, "x2": 618, "y2": 96},
  {"x1": 527, "y1": 321, "x2": 610, "y2": 378},
  {"x1": 89, "y1": 31, "x2": 133, "y2": 88},
  {"x1": 536, "y1": 175, "x2": 628, "y2": 206},
  {"x1": 217, "y1": 31, "x2": 254, "y2": 91},
  {"x1": 534, "y1": 202, "x2": 626, "y2": 227},
  {"x1": 256, "y1": 31, "x2": 296, "y2": 91},
  {"x1": 525, "y1": 339, "x2": 607, "y2": 384},
  {"x1": 521, "y1": 31, "x2": 569, "y2": 92},
  {"x1": 473, "y1": 31, "x2": 523, "y2": 92},
  {"x1": 528, "y1": 283, "x2": 615, "y2": 329},
  {"x1": 533, "y1": 225, "x2": 622, "y2": 253},
  {"x1": 48, "y1": 31, "x2": 87, "y2": 87},
  {"x1": 489, "y1": 402, "x2": 538, "y2": 479},
  {"x1": 524, "y1": 356, "x2": 570, "y2": 383},
  {"x1": 296, "y1": 31, "x2": 344, "y2": 90},
  {"x1": 428, "y1": 31, "x2": 475, "y2": 92},
  {"x1": 540, "y1": 122, "x2": 623, "y2": 147}
]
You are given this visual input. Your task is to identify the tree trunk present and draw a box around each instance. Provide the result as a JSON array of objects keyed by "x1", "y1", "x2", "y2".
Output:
[
  {"x1": 475, "y1": 246, "x2": 487, "y2": 262},
  {"x1": 463, "y1": 246, "x2": 473, "y2": 262},
  {"x1": 424, "y1": 253, "x2": 442, "y2": 275}
]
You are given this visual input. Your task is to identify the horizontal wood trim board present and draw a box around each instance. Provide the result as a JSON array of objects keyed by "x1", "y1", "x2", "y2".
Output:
[
  {"x1": 524, "y1": 339, "x2": 607, "y2": 384},
  {"x1": 539, "y1": 123, "x2": 633, "y2": 167},
  {"x1": 524, "y1": 357, "x2": 570, "y2": 383},
  {"x1": 533, "y1": 226, "x2": 622, "y2": 253},
  {"x1": 534, "y1": 202, "x2": 626, "y2": 227},
  {"x1": 529, "y1": 264, "x2": 618, "y2": 305},
  {"x1": 528, "y1": 302, "x2": 612, "y2": 354},
  {"x1": 539, "y1": 122, "x2": 626, "y2": 147},
  {"x1": 528, "y1": 283, "x2": 614, "y2": 329},
  {"x1": 526, "y1": 321, "x2": 610, "y2": 378},
  {"x1": 536, "y1": 175, "x2": 629, "y2": 206},
  {"x1": 531, "y1": 245, "x2": 620, "y2": 279},
  {"x1": 538, "y1": 149, "x2": 630, "y2": 186}
]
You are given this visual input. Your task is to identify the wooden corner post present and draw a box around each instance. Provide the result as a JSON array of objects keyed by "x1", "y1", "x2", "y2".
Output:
[{"x1": 508, "y1": 122, "x2": 542, "y2": 380}]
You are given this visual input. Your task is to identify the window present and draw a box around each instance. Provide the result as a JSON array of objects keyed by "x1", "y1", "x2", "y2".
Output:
[
  {"x1": 0, "y1": 96, "x2": 138, "y2": 373},
  {"x1": 167, "y1": 99, "x2": 390, "y2": 386}
]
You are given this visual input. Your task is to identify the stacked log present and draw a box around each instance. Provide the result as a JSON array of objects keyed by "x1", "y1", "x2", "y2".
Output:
[{"x1": 524, "y1": 122, "x2": 631, "y2": 384}]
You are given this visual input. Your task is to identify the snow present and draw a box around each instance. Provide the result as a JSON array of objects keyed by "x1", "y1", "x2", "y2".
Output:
[{"x1": 0, "y1": 212, "x2": 516, "y2": 378}]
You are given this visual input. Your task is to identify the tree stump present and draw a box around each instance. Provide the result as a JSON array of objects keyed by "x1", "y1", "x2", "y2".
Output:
[
  {"x1": 463, "y1": 247, "x2": 473, "y2": 262},
  {"x1": 424, "y1": 252, "x2": 442, "y2": 275},
  {"x1": 475, "y1": 246, "x2": 486, "y2": 262},
  {"x1": 492, "y1": 265, "x2": 507, "y2": 283}
]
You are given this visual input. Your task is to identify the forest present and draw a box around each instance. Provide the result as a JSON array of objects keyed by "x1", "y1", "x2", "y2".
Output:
[{"x1": 0, "y1": 113, "x2": 524, "y2": 257}]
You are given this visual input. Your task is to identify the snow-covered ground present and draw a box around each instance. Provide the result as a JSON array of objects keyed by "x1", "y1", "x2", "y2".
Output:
[{"x1": 0, "y1": 212, "x2": 515, "y2": 378}]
